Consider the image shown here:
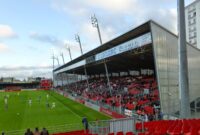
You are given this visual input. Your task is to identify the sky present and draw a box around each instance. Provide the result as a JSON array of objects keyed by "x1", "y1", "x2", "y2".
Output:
[{"x1": 0, "y1": 0, "x2": 194, "y2": 79}]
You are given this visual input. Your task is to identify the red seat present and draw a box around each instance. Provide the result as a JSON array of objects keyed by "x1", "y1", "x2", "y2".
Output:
[
  {"x1": 117, "y1": 131, "x2": 124, "y2": 135},
  {"x1": 108, "y1": 133, "x2": 114, "y2": 135},
  {"x1": 126, "y1": 132, "x2": 134, "y2": 135},
  {"x1": 136, "y1": 123, "x2": 143, "y2": 130},
  {"x1": 137, "y1": 133, "x2": 145, "y2": 135}
]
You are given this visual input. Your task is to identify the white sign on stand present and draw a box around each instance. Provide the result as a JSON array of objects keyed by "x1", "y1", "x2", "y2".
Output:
[
  {"x1": 124, "y1": 109, "x2": 133, "y2": 117},
  {"x1": 95, "y1": 32, "x2": 152, "y2": 61}
]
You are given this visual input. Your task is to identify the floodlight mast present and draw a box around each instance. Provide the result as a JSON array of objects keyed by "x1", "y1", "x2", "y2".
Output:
[
  {"x1": 66, "y1": 45, "x2": 72, "y2": 61},
  {"x1": 60, "y1": 52, "x2": 65, "y2": 64},
  {"x1": 91, "y1": 14, "x2": 112, "y2": 96},
  {"x1": 59, "y1": 52, "x2": 65, "y2": 90},
  {"x1": 56, "y1": 56, "x2": 60, "y2": 66},
  {"x1": 65, "y1": 44, "x2": 78, "y2": 88},
  {"x1": 55, "y1": 56, "x2": 60, "y2": 87},
  {"x1": 51, "y1": 52, "x2": 55, "y2": 88},
  {"x1": 75, "y1": 35, "x2": 83, "y2": 54},
  {"x1": 75, "y1": 34, "x2": 90, "y2": 90},
  {"x1": 177, "y1": 0, "x2": 191, "y2": 118}
]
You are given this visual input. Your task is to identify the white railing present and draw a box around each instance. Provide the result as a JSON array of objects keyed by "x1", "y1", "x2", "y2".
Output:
[
  {"x1": 4, "y1": 123, "x2": 83, "y2": 135},
  {"x1": 89, "y1": 117, "x2": 137, "y2": 135}
]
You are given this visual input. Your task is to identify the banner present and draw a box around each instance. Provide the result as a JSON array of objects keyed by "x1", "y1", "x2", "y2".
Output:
[
  {"x1": 95, "y1": 32, "x2": 152, "y2": 61},
  {"x1": 68, "y1": 95, "x2": 76, "y2": 100},
  {"x1": 100, "y1": 107, "x2": 125, "y2": 118},
  {"x1": 75, "y1": 98, "x2": 85, "y2": 104},
  {"x1": 144, "y1": 89, "x2": 149, "y2": 94},
  {"x1": 86, "y1": 55, "x2": 95, "y2": 64},
  {"x1": 85, "y1": 101, "x2": 100, "y2": 111},
  {"x1": 124, "y1": 109, "x2": 133, "y2": 117}
]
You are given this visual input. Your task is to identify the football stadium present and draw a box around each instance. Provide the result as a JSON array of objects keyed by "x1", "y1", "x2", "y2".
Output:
[
  {"x1": 0, "y1": 22, "x2": 200, "y2": 135},
  {"x1": 1, "y1": 19, "x2": 200, "y2": 135},
  {"x1": 0, "y1": 0, "x2": 200, "y2": 135}
]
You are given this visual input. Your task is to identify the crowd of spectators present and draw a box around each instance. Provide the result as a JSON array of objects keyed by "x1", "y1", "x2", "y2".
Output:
[
  {"x1": 63, "y1": 75, "x2": 161, "y2": 120},
  {"x1": 24, "y1": 127, "x2": 49, "y2": 135}
]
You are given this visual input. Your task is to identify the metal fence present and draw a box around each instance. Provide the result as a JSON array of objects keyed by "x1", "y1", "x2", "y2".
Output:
[
  {"x1": 89, "y1": 117, "x2": 137, "y2": 135},
  {"x1": 67, "y1": 91, "x2": 125, "y2": 115},
  {"x1": 3, "y1": 123, "x2": 83, "y2": 135}
]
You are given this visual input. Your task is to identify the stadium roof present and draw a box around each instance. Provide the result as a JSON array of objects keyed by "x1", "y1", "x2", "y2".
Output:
[
  {"x1": 53, "y1": 20, "x2": 199, "y2": 75},
  {"x1": 54, "y1": 21, "x2": 152, "y2": 73}
]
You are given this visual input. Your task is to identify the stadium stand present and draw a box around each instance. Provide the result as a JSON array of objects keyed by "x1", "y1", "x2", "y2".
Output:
[
  {"x1": 0, "y1": 82, "x2": 40, "y2": 90},
  {"x1": 54, "y1": 21, "x2": 200, "y2": 119},
  {"x1": 4, "y1": 86, "x2": 21, "y2": 91},
  {"x1": 40, "y1": 79, "x2": 52, "y2": 90},
  {"x1": 64, "y1": 75, "x2": 160, "y2": 119},
  {"x1": 51, "y1": 20, "x2": 200, "y2": 135}
]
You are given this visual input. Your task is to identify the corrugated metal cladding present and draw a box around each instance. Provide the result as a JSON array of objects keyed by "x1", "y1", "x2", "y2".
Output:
[{"x1": 151, "y1": 22, "x2": 200, "y2": 118}]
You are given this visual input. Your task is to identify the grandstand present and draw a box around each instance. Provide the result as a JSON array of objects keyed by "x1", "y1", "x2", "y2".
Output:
[
  {"x1": 0, "y1": 82, "x2": 40, "y2": 90},
  {"x1": 54, "y1": 21, "x2": 200, "y2": 116},
  {"x1": 53, "y1": 20, "x2": 200, "y2": 128},
  {"x1": 40, "y1": 79, "x2": 52, "y2": 90}
]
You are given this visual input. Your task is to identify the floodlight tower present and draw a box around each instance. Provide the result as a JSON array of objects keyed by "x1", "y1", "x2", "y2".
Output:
[
  {"x1": 56, "y1": 56, "x2": 60, "y2": 66},
  {"x1": 75, "y1": 34, "x2": 90, "y2": 90},
  {"x1": 51, "y1": 52, "x2": 55, "y2": 88},
  {"x1": 91, "y1": 14, "x2": 112, "y2": 95},
  {"x1": 65, "y1": 44, "x2": 78, "y2": 87},
  {"x1": 59, "y1": 52, "x2": 65, "y2": 90},
  {"x1": 60, "y1": 52, "x2": 65, "y2": 64},
  {"x1": 66, "y1": 45, "x2": 72, "y2": 61},
  {"x1": 177, "y1": 0, "x2": 191, "y2": 118},
  {"x1": 54, "y1": 56, "x2": 60, "y2": 87}
]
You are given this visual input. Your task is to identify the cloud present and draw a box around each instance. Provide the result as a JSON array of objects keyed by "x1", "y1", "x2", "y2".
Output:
[
  {"x1": 51, "y1": 0, "x2": 89, "y2": 16},
  {"x1": 85, "y1": 0, "x2": 134, "y2": 13},
  {"x1": 29, "y1": 32, "x2": 82, "y2": 66},
  {"x1": 0, "y1": 70, "x2": 52, "y2": 80},
  {"x1": 29, "y1": 32, "x2": 63, "y2": 46},
  {"x1": 51, "y1": 0, "x2": 134, "y2": 15},
  {"x1": 0, "y1": 43, "x2": 9, "y2": 52},
  {"x1": 29, "y1": 32, "x2": 79, "y2": 54},
  {"x1": 79, "y1": 22, "x2": 117, "y2": 52},
  {"x1": 0, "y1": 24, "x2": 18, "y2": 39},
  {"x1": 51, "y1": 0, "x2": 178, "y2": 36},
  {"x1": 0, "y1": 65, "x2": 52, "y2": 71},
  {"x1": 0, "y1": 65, "x2": 53, "y2": 79},
  {"x1": 129, "y1": 1, "x2": 177, "y2": 33}
]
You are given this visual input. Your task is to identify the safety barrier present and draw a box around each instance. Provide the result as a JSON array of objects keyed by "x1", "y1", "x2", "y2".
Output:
[
  {"x1": 89, "y1": 117, "x2": 137, "y2": 135},
  {"x1": 3, "y1": 123, "x2": 83, "y2": 135}
]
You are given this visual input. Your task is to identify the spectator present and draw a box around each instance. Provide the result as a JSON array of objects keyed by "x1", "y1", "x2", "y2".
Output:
[
  {"x1": 158, "y1": 110, "x2": 163, "y2": 120},
  {"x1": 148, "y1": 114, "x2": 154, "y2": 121},
  {"x1": 144, "y1": 114, "x2": 148, "y2": 122},
  {"x1": 40, "y1": 128, "x2": 49, "y2": 135},
  {"x1": 34, "y1": 127, "x2": 40, "y2": 135},
  {"x1": 82, "y1": 117, "x2": 89, "y2": 132},
  {"x1": 25, "y1": 128, "x2": 33, "y2": 135},
  {"x1": 65, "y1": 76, "x2": 159, "y2": 118}
]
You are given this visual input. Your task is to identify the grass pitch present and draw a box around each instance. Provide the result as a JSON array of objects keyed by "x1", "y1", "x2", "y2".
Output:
[{"x1": 0, "y1": 90, "x2": 110, "y2": 133}]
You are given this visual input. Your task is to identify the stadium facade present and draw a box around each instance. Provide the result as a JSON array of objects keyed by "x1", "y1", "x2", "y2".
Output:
[
  {"x1": 53, "y1": 20, "x2": 200, "y2": 118},
  {"x1": 185, "y1": 0, "x2": 200, "y2": 49}
]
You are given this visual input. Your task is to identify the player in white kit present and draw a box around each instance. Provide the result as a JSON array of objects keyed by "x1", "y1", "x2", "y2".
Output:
[
  {"x1": 4, "y1": 96, "x2": 8, "y2": 110},
  {"x1": 29, "y1": 98, "x2": 32, "y2": 106}
]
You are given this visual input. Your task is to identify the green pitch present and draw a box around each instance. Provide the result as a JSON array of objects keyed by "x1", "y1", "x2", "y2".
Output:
[{"x1": 0, "y1": 90, "x2": 110, "y2": 133}]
